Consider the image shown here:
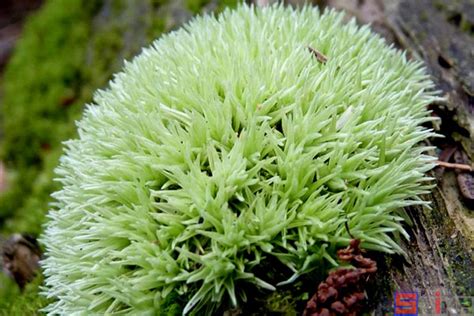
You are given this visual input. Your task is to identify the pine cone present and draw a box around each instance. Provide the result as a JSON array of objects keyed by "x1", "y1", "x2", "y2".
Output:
[{"x1": 303, "y1": 240, "x2": 377, "y2": 316}]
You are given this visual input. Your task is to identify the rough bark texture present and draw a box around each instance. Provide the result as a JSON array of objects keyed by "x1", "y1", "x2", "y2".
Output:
[{"x1": 323, "y1": 0, "x2": 474, "y2": 314}]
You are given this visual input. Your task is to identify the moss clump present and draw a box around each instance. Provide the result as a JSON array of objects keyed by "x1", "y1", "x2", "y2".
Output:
[{"x1": 42, "y1": 4, "x2": 438, "y2": 314}]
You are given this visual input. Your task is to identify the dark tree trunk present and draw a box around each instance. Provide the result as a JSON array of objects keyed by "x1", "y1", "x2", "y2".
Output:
[{"x1": 322, "y1": 0, "x2": 474, "y2": 314}]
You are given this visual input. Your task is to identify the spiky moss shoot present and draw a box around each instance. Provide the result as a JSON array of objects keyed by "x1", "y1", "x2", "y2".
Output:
[{"x1": 41, "y1": 4, "x2": 438, "y2": 314}]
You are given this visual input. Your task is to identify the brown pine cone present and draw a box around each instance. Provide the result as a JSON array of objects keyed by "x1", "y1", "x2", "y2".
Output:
[{"x1": 303, "y1": 240, "x2": 377, "y2": 316}]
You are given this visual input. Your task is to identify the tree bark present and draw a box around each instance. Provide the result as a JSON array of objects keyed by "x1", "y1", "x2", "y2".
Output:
[{"x1": 320, "y1": 0, "x2": 474, "y2": 314}]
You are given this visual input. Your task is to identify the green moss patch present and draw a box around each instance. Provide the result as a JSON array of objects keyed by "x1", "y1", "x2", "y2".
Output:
[{"x1": 41, "y1": 5, "x2": 437, "y2": 314}]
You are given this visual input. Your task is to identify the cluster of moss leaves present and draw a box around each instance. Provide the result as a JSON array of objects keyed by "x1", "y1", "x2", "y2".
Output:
[{"x1": 0, "y1": 0, "x2": 237, "y2": 313}]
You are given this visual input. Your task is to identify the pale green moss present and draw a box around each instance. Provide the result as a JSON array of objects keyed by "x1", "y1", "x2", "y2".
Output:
[{"x1": 42, "y1": 4, "x2": 438, "y2": 314}]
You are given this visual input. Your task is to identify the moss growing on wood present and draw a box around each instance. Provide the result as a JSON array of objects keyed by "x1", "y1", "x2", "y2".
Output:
[{"x1": 41, "y1": 4, "x2": 437, "y2": 314}]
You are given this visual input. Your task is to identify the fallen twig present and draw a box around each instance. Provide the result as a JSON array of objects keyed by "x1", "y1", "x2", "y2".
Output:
[{"x1": 435, "y1": 160, "x2": 472, "y2": 172}]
